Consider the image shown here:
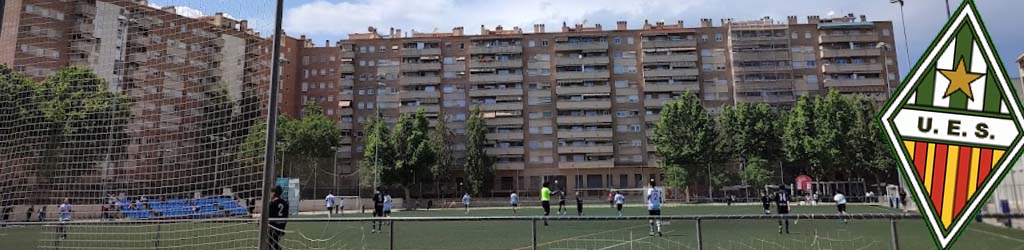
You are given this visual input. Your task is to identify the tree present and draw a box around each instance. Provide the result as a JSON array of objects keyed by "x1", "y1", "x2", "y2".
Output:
[
  {"x1": 0, "y1": 66, "x2": 43, "y2": 202},
  {"x1": 199, "y1": 84, "x2": 237, "y2": 191},
  {"x1": 359, "y1": 112, "x2": 392, "y2": 188},
  {"x1": 34, "y1": 67, "x2": 131, "y2": 198},
  {"x1": 845, "y1": 95, "x2": 896, "y2": 183},
  {"x1": 782, "y1": 95, "x2": 816, "y2": 167},
  {"x1": 463, "y1": 106, "x2": 493, "y2": 196},
  {"x1": 719, "y1": 103, "x2": 783, "y2": 162},
  {"x1": 430, "y1": 111, "x2": 455, "y2": 197},
  {"x1": 652, "y1": 92, "x2": 719, "y2": 193},
  {"x1": 810, "y1": 90, "x2": 858, "y2": 179},
  {"x1": 387, "y1": 108, "x2": 435, "y2": 200},
  {"x1": 741, "y1": 157, "x2": 773, "y2": 190}
]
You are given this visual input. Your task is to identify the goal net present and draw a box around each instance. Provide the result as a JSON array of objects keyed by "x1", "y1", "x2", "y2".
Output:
[{"x1": 0, "y1": 0, "x2": 275, "y2": 249}]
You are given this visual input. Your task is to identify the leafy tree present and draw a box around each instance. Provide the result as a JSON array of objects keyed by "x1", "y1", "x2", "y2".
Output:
[
  {"x1": 463, "y1": 106, "x2": 493, "y2": 196},
  {"x1": 430, "y1": 111, "x2": 455, "y2": 197},
  {"x1": 34, "y1": 67, "x2": 131, "y2": 198},
  {"x1": 741, "y1": 157, "x2": 773, "y2": 190},
  {"x1": 845, "y1": 95, "x2": 895, "y2": 183},
  {"x1": 652, "y1": 92, "x2": 718, "y2": 192},
  {"x1": 719, "y1": 103, "x2": 782, "y2": 162},
  {"x1": 782, "y1": 95, "x2": 816, "y2": 167},
  {"x1": 387, "y1": 108, "x2": 436, "y2": 200},
  {"x1": 359, "y1": 112, "x2": 392, "y2": 188},
  {"x1": 810, "y1": 90, "x2": 858, "y2": 179}
]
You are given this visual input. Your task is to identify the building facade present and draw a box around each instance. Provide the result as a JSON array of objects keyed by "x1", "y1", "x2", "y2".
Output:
[
  {"x1": 0, "y1": 0, "x2": 270, "y2": 201},
  {"x1": 281, "y1": 14, "x2": 899, "y2": 195}
]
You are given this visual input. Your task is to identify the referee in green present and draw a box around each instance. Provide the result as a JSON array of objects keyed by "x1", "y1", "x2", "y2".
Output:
[{"x1": 541, "y1": 181, "x2": 552, "y2": 226}]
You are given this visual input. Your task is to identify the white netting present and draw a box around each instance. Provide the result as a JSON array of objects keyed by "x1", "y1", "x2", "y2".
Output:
[{"x1": 0, "y1": 0, "x2": 274, "y2": 249}]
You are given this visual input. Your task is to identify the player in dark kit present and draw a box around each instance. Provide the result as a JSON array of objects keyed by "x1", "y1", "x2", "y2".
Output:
[
  {"x1": 372, "y1": 187, "x2": 385, "y2": 233},
  {"x1": 760, "y1": 191, "x2": 772, "y2": 214},
  {"x1": 557, "y1": 189, "x2": 567, "y2": 215},
  {"x1": 575, "y1": 191, "x2": 584, "y2": 216},
  {"x1": 267, "y1": 186, "x2": 289, "y2": 250},
  {"x1": 775, "y1": 185, "x2": 791, "y2": 234}
]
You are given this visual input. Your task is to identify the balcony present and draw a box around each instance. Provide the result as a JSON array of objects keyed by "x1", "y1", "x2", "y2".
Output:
[
  {"x1": 555, "y1": 85, "x2": 611, "y2": 95},
  {"x1": 556, "y1": 57, "x2": 610, "y2": 66},
  {"x1": 557, "y1": 130, "x2": 613, "y2": 138},
  {"x1": 643, "y1": 68, "x2": 699, "y2": 78},
  {"x1": 644, "y1": 83, "x2": 699, "y2": 92},
  {"x1": 400, "y1": 48, "x2": 442, "y2": 57},
  {"x1": 495, "y1": 162, "x2": 526, "y2": 170},
  {"x1": 644, "y1": 114, "x2": 661, "y2": 122},
  {"x1": 400, "y1": 91, "x2": 441, "y2": 99},
  {"x1": 471, "y1": 46, "x2": 522, "y2": 54},
  {"x1": 641, "y1": 39, "x2": 697, "y2": 49},
  {"x1": 340, "y1": 79, "x2": 354, "y2": 87},
  {"x1": 469, "y1": 88, "x2": 523, "y2": 97},
  {"x1": 469, "y1": 74, "x2": 523, "y2": 83},
  {"x1": 340, "y1": 51, "x2": 355, "y2": 58},
  {"x1": 555, "y1": 41, "x2": 609, "y2": 51},
  {"x1": 819, "y1": 34, "x2": 880, "y2": 43},
  {"x1": 487, "y1": 147, "x2": 525, "y2": 155},
  {"x1": 557, "y1": 115, "x2": 612, "y2": 124},
  {"x1": 644, "y1": 98, "x2": 672, "y2": 108},
  {"x1": 732, "y1": 65, "x2": 793, "y2": 72},
  {"x1": 559, "y1": 160, "x2": 615, "y2": 169},
  {"x1": 820, "y1": 48, "x2": 882, "y2": 58},
  {"x1": 401, "y1": 63, "x2": 442, "y2": 72},
  {"x1": 339, "y1": 123, "x2": 353, "y2": 130},
  {"x1": 556, "y1": 100, "x2": 611, "y2": 110},
  {"x1": 400, "y1": 76, "x2": 441, "y2": 85},
  {"x1": 399, "y1": 104, "x2": 440, "y2": 113},
  {"x1": 642, "y1": 54, "x2": 698, "y2": 63},
  {"x1": 340, "y1": 64, "x2": 355, "y2": 73},
  {"x1": 469, "y1": 60, "x2": 522, "y2": 69},
  {"x1": 487, "y1": 132, "x2": 525, "y2": 140},
  {"x1": 733, "y1": 80, "x2": 794, "y2": 92},
  {"x1": 735, "y1": 95, "x2": 796, "y2": 104},
  {"x1": 479, "y1": 102, "x2": 524, "y2": 111},
  {"x1": 731, "y1": 51, "x2": 791, "y2": 61},
  {"x1": 823, "y1": 78, "x2": 886, "y2": 87},
  {"x1": 557, "y1": 145, "x2": 614, "y2": 154},
  {"x1": 485, "y1": 117, "x2": 525, "y2": 126},
  {"x1": 822, "y1": 64, "x2": 883, "y2": 73},
  {"x1": 556, "y1": 71, "x2": 610, "y2": 80}
]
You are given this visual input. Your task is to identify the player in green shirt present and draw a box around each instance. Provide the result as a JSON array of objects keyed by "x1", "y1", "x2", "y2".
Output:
[{"x1": 540, "y1": 181, "x2": 552, "y2": 226}]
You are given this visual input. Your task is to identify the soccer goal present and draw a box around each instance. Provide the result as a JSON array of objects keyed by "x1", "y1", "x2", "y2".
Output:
[{"x1": 0, "y1": 1, "x2": 276, "y2": 249}]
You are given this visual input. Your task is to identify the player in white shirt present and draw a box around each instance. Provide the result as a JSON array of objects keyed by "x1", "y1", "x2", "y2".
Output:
[
  {"x1": 325, "y1": 192, "x2": 336, "y2": 217},
  {"x1": 833, "y1": 191, "x2": 848, "y2": 223},
  {"x1": 646, "y1": 179, "x2": 663, "y2": 237},
  {"x1": 462, "y1": 193, "x2": 471, "y2": 214},
  {"x1": 614, "y1": 192, "x2": 625, "y2": 216},
  {"x1": 58, "y1": 198, "x2": 71, "y2": 240},
  {"x1": 383, "y1": 192, "x2": 393, "y2": 217},
  {"x1": 510, "y1": 191, "x2": 519, "y2": 214}
]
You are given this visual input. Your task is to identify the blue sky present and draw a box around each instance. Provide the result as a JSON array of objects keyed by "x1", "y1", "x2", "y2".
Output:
[{"x1": 150, "y1": 0, "x2": 1024, "y2": 77}]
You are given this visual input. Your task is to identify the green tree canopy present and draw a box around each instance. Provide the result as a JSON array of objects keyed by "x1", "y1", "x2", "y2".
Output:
[
  {"x1": 652, "y1": 92, "x2": 719, "y2": 190},
  {"x1": 463, "y1": 106, "x2": 493, "y2": 195}
]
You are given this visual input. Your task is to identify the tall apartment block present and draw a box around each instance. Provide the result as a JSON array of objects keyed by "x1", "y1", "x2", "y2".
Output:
[
  {"x1": 281, "y1": 14, "x2": 899, "y2": 195},
  {"x1": 0, "y1": 0, "x2": 270, "y2": 199}
]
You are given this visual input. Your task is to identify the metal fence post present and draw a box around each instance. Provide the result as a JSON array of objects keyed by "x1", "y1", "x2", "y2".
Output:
[
  {"x1": 889, "y1": 218, "x2": 900, "y2": 250},
  {"x1": 531, "y1": 218, "x2": 537, "y2": 250},
  {"x1": 696, "y1": 218, "x2": 703, "y2": 250},
  {"x1": 390, "y1": 220, "x2": 396, "y2": 250},
  {"x1": 154, "y1": 223, "x2": 161, "y2": 250}
]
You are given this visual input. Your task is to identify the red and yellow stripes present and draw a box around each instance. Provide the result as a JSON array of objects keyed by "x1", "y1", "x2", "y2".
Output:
[{"x1": 904, "y1": 140, "x2": 1005, "y2": 228}]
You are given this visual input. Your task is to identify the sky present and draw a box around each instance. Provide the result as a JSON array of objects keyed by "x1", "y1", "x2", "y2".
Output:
[{"x1": 149, "y1": 0, "x2": 1024, "y2": 78}]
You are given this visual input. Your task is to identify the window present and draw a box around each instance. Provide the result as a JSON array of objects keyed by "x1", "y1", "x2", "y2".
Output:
[
  {"x1": 882, "y1": 29, "x2": 891, "y2": 36},
  {"x1": 541, "y1": 40, "x2": 549, "y2": 46},
  {"x1": 614, "y1": 80, "x2": 629, "y2": 89},
  {"x1": 528, "y1": 40, "x2": 536, "y2": 47},
  {"x1": 700, "y1": 35, "x2": 708, "y2": 42},
  {"x1": 714, "y1": 33, "x2": 723, "y2": 42},
  {"x1": 791, "y1": 32, "x2": 798, "y2": 39},
  {"x1": 804, "y1": 32, "x2": 812, "y2": 39},
  {"x1": 626, "y1": 37, "x2": 634, "y2": 44},
  {"x1": 613, "y1": 37, "x2": 622, "y2": 44},
  {"x1": 701, "y1": 49, "x2": 712, "y2": 57},
  {"x1": 805, "y1": 75, "x2": 818, "y2": 84}
]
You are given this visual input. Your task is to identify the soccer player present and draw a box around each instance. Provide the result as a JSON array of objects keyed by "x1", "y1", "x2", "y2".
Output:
[
  {"x1": 760, "y1": 191, "x2": 772, "y2": 214},
  {"x1": 325, "y1": 192, "x2": 336, "y2": 217},
  {"x1": 58, "y1": 198, "x2": 71, "y2": 240},
  {"x1": 833, "y1": 191, "x2": 848, "y2": 223},
  {"x1": 371, "y1": 187, "x2": 385, "y2": 233},
  {"x1": 38, "y1": 206, "x2": 47, "y2": 222},
  {"x1": 540, "y1": 182, "x2": 552, "y2": 226},
  {"x1": 608, "y1": 191, "x2": 614, "y2": 208},
  {"x1": 647, "y1": 179, "x2": 663, "y2": 236},
  {"x1": 25, "y1": 205, "x2": 33, "y2": 222},
  {"x1": 575, "y1": 191, "x2": 584, "y2": 216},
  {"x1": 268, "y1": 186, "x2": 289, "y2": 250},
  {"x1": 462, "y1": 193, "x2": 471, "y2": 214},
  {"x1": 557, "y1": 189, "x2": 567, "y2": 215},
  {"x1": 614, "y1": 192, "x2": 625, "y2": 216},
  {"x1": 384, "y1": 192, "x2": 393, "y2": 217},
  {"x1": 775, "y1": 184, "x2": 791, "y2": 234},
  {"x1": 510, "y1": 191, "x2": 519, "y2": 214}
]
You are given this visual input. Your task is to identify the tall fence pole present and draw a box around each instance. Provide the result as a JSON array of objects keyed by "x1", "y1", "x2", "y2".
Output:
[
  {"x1": 531, "y1": 218, "x2": 537, "y2": 250},
  {"x1": 889, "y1": 218, "x2": 900, "y2": 250},
  {"x1": 258, "y1": 0, "x2": 286, "y2": 250},
  {"x1": 695, "y1": 218, "x2": 704, "y2": 250},
  {"x1": 390, "y1": 221, "x2": 396, "y2": 250}
]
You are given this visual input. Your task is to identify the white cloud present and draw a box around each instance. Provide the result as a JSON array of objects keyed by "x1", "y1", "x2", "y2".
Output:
[
  {"x1": 284, "y1": 0, "x2": 704, "y2": 38},
  {"x1": 146, "y1": 2, "x2": 233, "y2": 19}
]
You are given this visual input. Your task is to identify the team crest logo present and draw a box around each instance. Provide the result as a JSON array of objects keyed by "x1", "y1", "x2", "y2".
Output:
[{"x1": 878, "y1": 1, "x2": 1024, "y2": 248}]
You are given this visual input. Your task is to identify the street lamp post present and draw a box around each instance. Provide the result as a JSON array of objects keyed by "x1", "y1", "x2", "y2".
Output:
[{"x1": 877, "y1": 42, "x2": 893, "y2": 96}]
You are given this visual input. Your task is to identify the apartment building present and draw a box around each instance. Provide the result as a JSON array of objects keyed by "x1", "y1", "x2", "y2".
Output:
[
  {"x1": 282, "y1": 14, "x2": 899, "y2": 196},
  {"x1": 0, "y1": 0, "x2": 270, "y2": 198}
]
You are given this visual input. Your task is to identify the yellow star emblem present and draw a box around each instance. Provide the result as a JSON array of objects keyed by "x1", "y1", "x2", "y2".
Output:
[{"x1": 939, "y1": 57, "x2": 984, "y2": 100}]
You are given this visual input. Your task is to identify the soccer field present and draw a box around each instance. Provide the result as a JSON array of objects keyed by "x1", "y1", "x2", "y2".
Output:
[{"x1": 2, "y1": 205, "x2": 1023, "y2": 249}]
